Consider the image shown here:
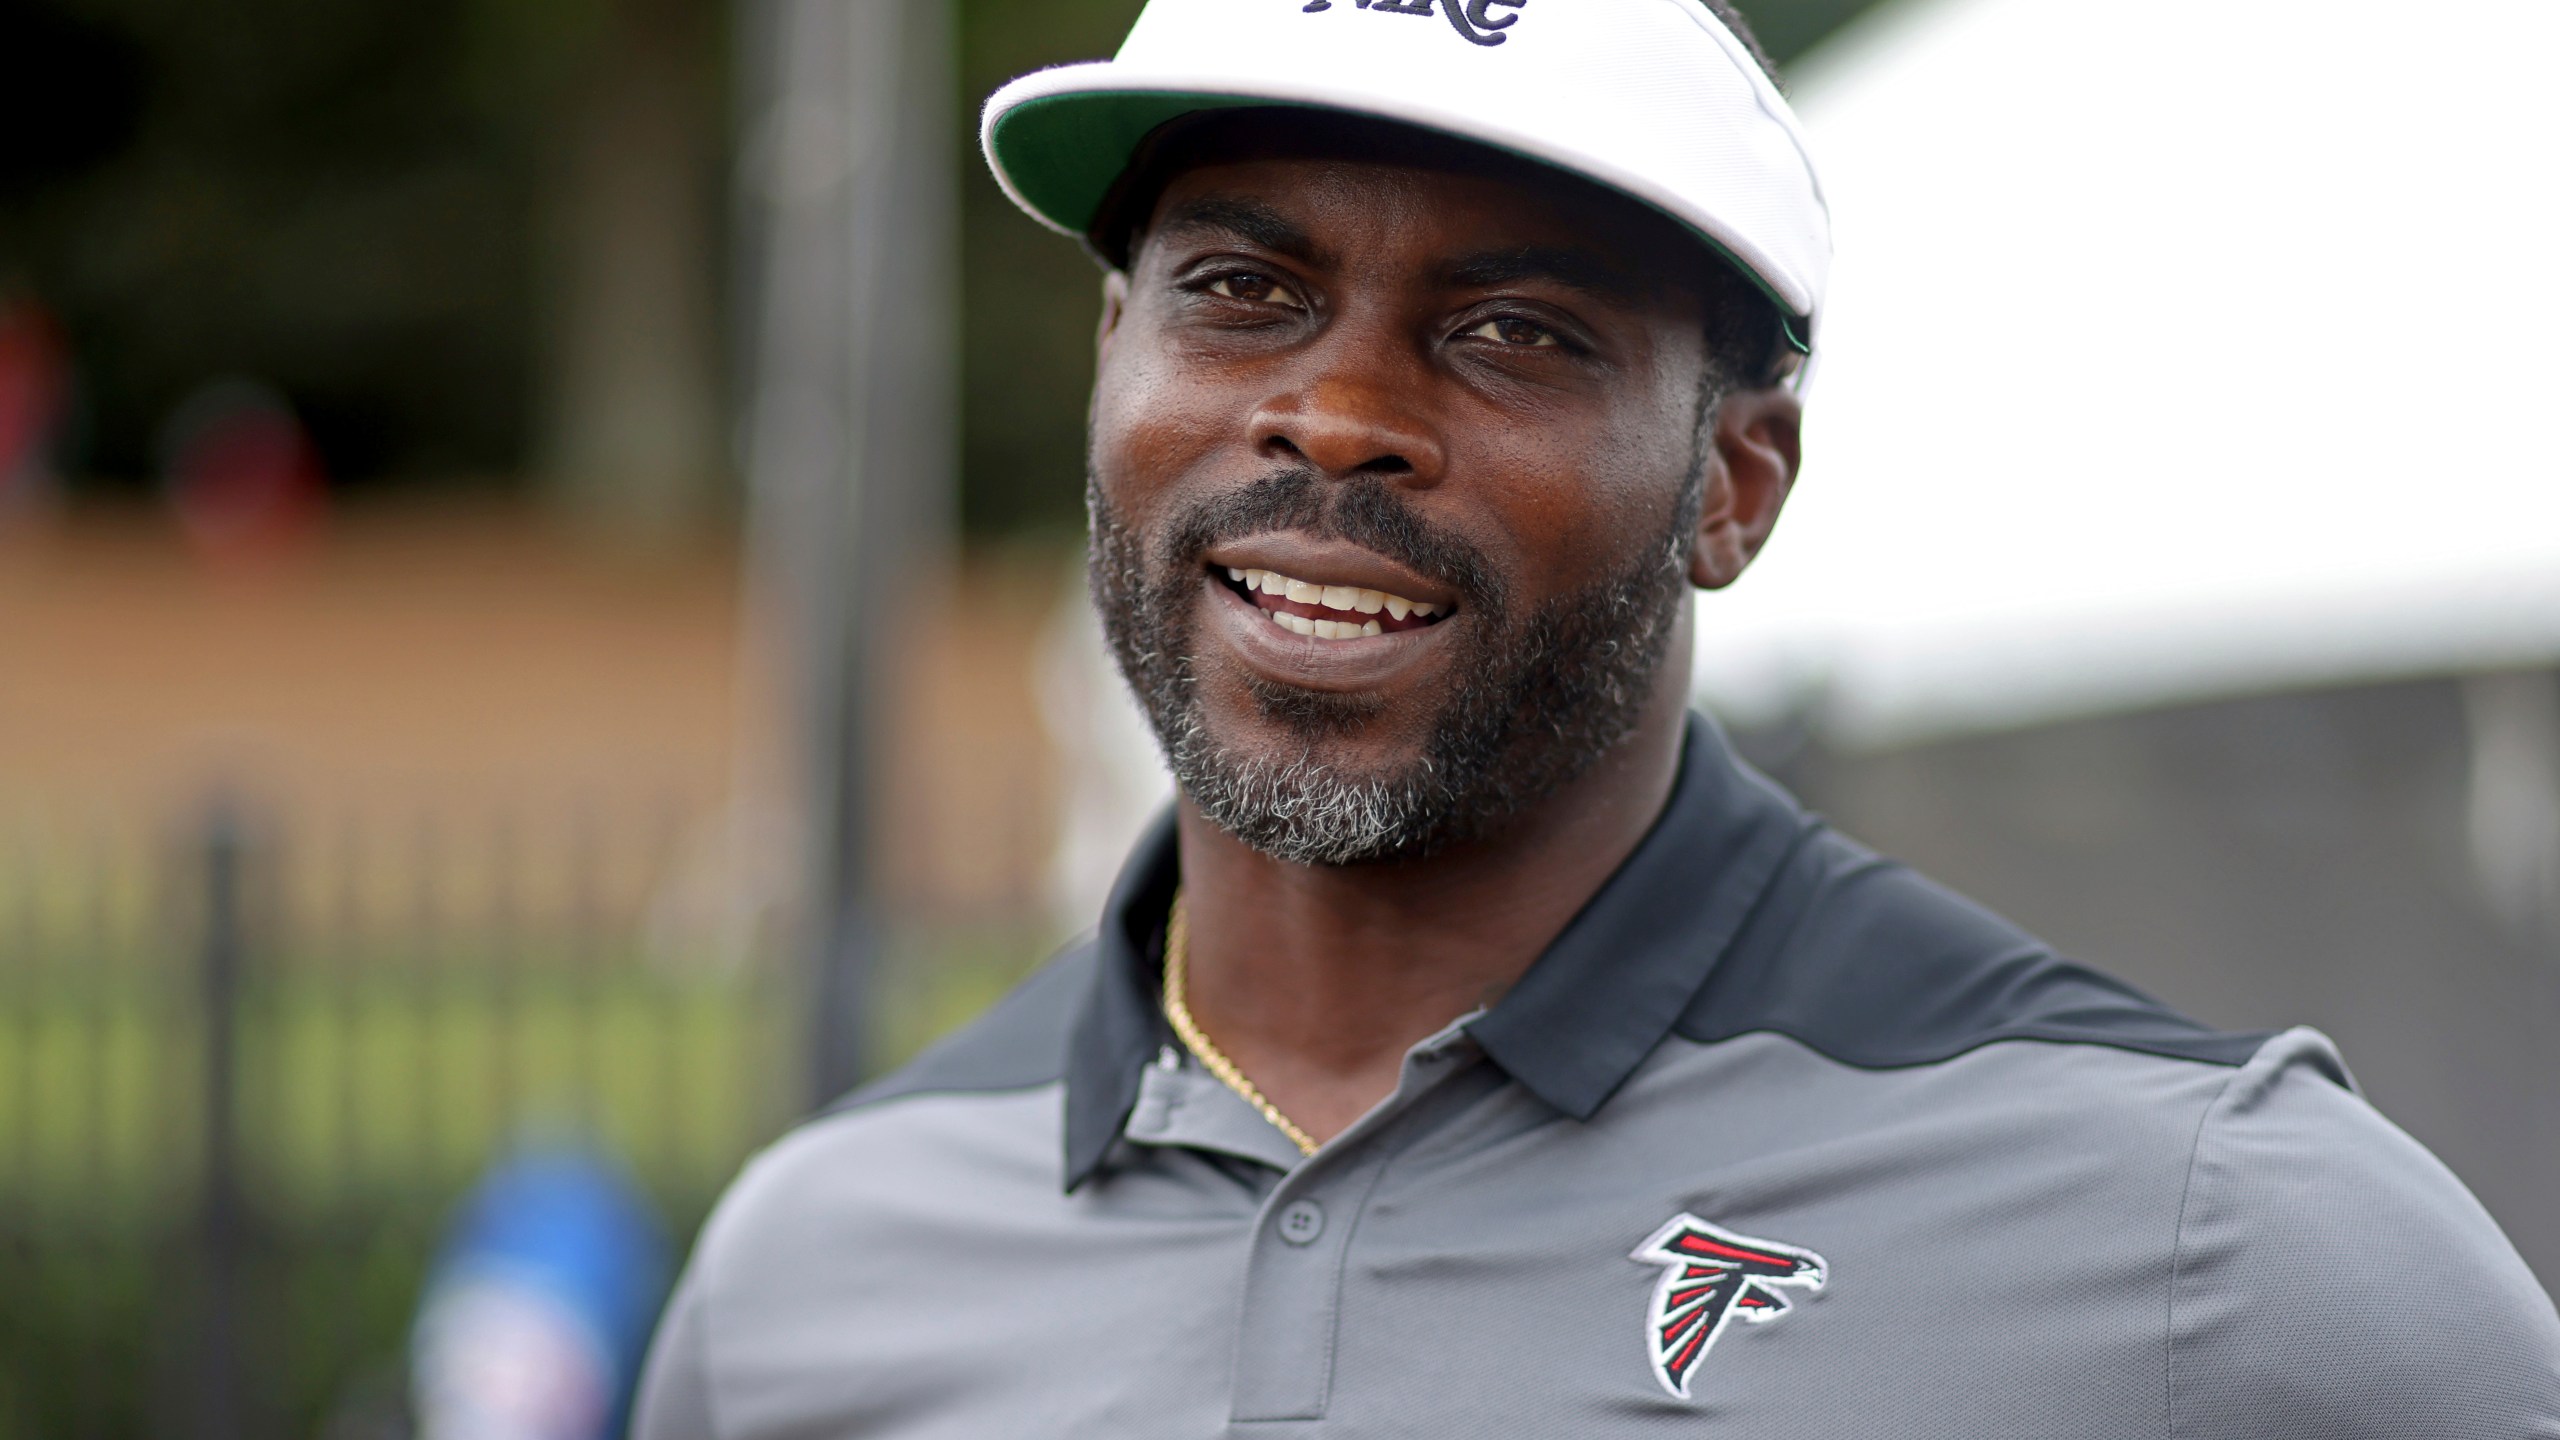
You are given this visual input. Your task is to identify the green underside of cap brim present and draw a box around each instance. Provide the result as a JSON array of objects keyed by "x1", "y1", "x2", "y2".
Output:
[
  {"x1": 990, "y1": 89, "x2": 1811, "y2": 355},
  {"x1": 992, "y1": 91, "x2": 1282, "y2": 236}
]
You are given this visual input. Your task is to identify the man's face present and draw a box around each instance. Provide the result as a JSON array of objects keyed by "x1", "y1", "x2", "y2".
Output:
[{"x1": 1089, "y1": 129, "x2": 1730, "y2": 865}]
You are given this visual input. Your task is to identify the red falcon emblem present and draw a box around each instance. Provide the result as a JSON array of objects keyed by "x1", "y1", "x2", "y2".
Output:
[{"x1": 1630, "y1": 1213, "x2": 1828, "y2": 1399}]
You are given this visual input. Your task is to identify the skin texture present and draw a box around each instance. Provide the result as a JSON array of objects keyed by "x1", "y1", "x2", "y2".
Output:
[{"x1": 1089, "y1": 126, "x2": 1804, "y2": 1143}]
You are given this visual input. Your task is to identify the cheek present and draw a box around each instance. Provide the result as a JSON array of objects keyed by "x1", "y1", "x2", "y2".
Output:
[
  {"x1": 1461, "y1": 386, "x2": 1698, "y2": 585},
  {"x1": 1090, "y1": 332, "x2": 1238, "y2": 519}
]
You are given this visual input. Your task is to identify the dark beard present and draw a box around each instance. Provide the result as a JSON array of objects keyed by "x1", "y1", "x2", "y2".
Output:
[{"x1": 1088, "y1": 465, "x2": 1699, "y2": 867}]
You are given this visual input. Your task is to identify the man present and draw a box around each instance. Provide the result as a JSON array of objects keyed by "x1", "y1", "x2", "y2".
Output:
[{"x1": 635, "y1": 0, "x2": 2560, "y2": 1434}]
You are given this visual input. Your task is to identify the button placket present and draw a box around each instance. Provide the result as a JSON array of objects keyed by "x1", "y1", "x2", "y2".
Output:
[
  {"x1": 1231, "y1": 1167, "x2": 1362, "y2": 1423},
  {"x1": 1225, "y1": 1026, "x2": 1484, "y2": 1424}
]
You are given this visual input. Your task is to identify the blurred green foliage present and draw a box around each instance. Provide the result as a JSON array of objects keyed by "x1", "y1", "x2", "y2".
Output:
[
  {"x1": 0, "y1": 0, "x2": 643, "y2": 484},
  {"x1": 1, "y1": 0, "x2": 1881, "y2": 527}
]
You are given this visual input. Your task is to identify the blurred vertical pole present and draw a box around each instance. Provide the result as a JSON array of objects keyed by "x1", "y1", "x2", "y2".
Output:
[
  {"x1": 194, "y1": 799, "x2": 245, "y2": 1440},
  {"x1": 735, "y1": 0, "x2": 957, "y2": 1105}
]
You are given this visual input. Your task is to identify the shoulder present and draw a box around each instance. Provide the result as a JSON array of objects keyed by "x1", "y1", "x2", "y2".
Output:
[
  {"x1": 634, "y1": 945, "x2": 1099, "y2": 1438},
  {"x1": 2168, "y1": 1029, "x2": 2560, "y2": 1438},
  {"x1": 1682, "y1": 825, "x2": 2268, "y2": 1069},
  {"x1": 1671, "y1": 821, "x2": 2558, "y2": 1432}
]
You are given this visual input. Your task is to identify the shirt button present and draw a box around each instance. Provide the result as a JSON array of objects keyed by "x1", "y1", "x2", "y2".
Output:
[{"x1": 1277, "y1": 1199, "x2": 1326, "y2": 1246}]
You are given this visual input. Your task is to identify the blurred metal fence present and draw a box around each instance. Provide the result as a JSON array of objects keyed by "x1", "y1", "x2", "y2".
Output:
[{"x1": 0, "y1": 796, "x2": 796, "y2": 1440}]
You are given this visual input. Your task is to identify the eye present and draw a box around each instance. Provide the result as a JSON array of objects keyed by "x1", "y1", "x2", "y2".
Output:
[
  {"x1": 1463, "y1": 315, "x2": 1562, "y2": 348},
  {"x1": 1206, "y1": 272, "x2": 1305, "y2": 308}
]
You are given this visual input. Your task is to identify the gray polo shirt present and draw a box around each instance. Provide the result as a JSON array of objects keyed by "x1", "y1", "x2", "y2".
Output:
[{"x1": 634, "y1": 716, "x2": 2560, "y2": 1438}]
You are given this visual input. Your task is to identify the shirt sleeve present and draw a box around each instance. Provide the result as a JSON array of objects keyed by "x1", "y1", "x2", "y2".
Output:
[
  {"x1": 2168, "y1": 1028, "x2": 2560, "y2": 1439},
  {"x1": 630, "y1": 1267, "x2": 721, "y2": 1440}
]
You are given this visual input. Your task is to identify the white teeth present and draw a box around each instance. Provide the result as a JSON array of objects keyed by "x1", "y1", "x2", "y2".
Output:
[
  {"x1": 1240, "y1": 565, "x2": 1444, "y2": 627},
  {"x1": 1270, "y1": 610, "x2": 1384, "y2": 641}
]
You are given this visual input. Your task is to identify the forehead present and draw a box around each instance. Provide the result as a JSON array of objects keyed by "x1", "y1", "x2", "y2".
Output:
[{"x1": 1123, "y1": 113, "x2": 1706, "y2": 289}]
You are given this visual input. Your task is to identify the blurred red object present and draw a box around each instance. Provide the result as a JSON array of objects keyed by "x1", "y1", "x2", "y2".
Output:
[
  {"x1": 160, "y1": 379, "x2": 328, "y2": 566},
  {"x1": 0, "y1": 294, "x2": 70, "y2": 516}
]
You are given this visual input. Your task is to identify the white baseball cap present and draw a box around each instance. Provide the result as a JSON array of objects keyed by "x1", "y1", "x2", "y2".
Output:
[{"x1": 979, "y1": 0, "x2": 1831, "y2": 369}]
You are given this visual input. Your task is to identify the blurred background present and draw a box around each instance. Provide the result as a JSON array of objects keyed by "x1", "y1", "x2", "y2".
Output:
[{"x1": 0, "y1": 0, "x2": 2551, "y2": 1434}]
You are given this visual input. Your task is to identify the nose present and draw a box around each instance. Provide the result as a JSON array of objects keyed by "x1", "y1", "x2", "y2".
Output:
[{"x1": 1246, "y1": 370, "x2": 1446, "y2": 487}]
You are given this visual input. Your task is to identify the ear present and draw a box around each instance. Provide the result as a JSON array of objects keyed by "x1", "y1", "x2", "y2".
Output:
[
  {"x1": 1689, "y1": 387, "x2": 1803, "y2": 591},
  {"x1": 1096, "y1": 270, "x2": 1130, "y2": 362}
]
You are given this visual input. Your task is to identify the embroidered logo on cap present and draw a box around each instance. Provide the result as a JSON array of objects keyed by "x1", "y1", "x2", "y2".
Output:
[
  {"x1": 1297, "y1": 0, "x2": 1526, "y2": 48},
  {"x1": 1630, "y1": 1214, "x2": 1828, "y2": 1399}
]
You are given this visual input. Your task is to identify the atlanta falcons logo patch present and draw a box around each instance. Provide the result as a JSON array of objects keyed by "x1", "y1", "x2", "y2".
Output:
[{"x1": 1630, "y1": 1214, "x2": 1828, "y2": 1400}]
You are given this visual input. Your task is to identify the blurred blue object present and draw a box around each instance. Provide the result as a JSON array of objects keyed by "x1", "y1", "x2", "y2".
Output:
[{"x1": 411, "y1": 1145, "x2": 672, "y2": 1440}]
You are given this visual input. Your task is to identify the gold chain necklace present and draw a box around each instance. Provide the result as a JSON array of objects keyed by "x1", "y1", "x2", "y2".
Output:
[{"x1": 1161, "y1": 888, "x2": 1320, "y2": 1157}]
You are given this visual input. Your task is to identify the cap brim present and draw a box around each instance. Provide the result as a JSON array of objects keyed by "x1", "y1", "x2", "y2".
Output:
[{"x1": 987, "y1": 86, "x2": 1280, "y2": 239}]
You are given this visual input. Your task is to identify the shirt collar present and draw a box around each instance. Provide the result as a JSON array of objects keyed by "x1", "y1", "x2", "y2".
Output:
[
  {"x1": 1061, "y1": 713, "x2": 1811, "y2": 1191},
  {"x1": 1062, "y1": 809, "x2": 1182, "y2": 1190}
]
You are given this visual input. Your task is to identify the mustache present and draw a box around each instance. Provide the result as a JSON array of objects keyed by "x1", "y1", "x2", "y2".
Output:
[{"x1": 1159, "y1": 467, "x2": 1507, "y2": 617}]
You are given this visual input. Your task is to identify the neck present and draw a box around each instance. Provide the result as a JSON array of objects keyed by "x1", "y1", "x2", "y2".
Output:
[{"x1": 1172, "y1": 667, "x2": 1692, "y2": 1147}]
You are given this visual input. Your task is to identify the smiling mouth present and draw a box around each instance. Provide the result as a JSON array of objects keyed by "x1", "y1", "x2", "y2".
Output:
[{"x1": 1217, "y1": 565, "x2": 1452, "y2": 640}]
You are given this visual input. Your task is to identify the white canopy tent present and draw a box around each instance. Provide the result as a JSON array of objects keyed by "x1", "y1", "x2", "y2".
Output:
[{"x1": 1693, "y1": 0, "x2": 2560, "y2": 748}]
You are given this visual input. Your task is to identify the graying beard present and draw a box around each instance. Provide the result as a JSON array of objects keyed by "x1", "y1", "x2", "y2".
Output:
[
  {"x1": 1118, "y1": 517, "x2": 1693, "y2": 867},
  {"x1": 1160, "y1": 713, "x2": 1436, "y2": 866}
]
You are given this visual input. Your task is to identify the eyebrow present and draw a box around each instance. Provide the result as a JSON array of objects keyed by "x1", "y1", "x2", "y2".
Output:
[
  {"x1": 1148, "y1": 197, "x2": 1649, "y2": 306},
  {"x1": 1438, "y1": 246, "x2": 1648, "y2": 305},
  {"x1": 1149, "y1": 196, "x2": 1329, "y2": 267}
]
